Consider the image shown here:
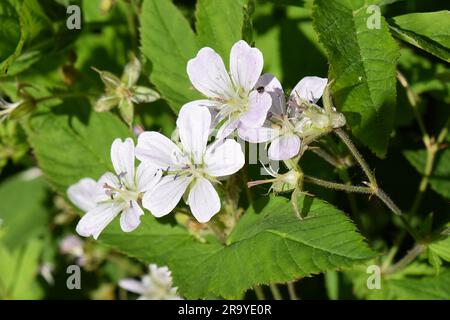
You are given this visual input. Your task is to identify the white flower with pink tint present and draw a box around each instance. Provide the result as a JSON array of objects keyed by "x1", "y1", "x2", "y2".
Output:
[
  {"x1": 186, "y1": 40, "x2": 272, "y2": 139},
  {"x1": 136, "y1": 105, "x2": 245, "y2": 223},
  {"x1": 119, "y1": 264, "x2": 182, "y2": 300},
  {"x1": 67, "y1": 138, "x2": 161, "y2": 239},
  {"x1": 238, "y1": 75, "x2": 333, "y2": 161}
]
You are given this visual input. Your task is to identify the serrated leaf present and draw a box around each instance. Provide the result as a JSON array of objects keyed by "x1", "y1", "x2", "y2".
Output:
[
  {"x1": 102, "y1": 196, "x2": 375, "y2": 299},
  {"x1": 140, "y1": 0, "x2": 201, "y2": 112},
  {"x1": 404, "y1": 149, "x2": 450, "y2": 200},
  {"x1": 312, "y1": 0, "x2": 400, "y2": 157},
  {"x1": 26, "y1": 101, "x2": 131, "y2": 194},
  {"x1": 389, "y1": 11, "x2": 450, "y2": 63},
  {"x1": 195, "y1": 0, "x2": 245, "y2": 61}
]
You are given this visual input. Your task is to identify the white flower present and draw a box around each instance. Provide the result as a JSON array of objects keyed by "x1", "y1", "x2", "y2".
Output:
[
  {"x1": 136, "y1": 105, "x2": 245, "y2": 223},
  {"x1": 119, "y1": 264, "x2": 182, "y2": 300},
  {"x1": 67, "y1": 138, "x2": 161, "y2": 239},
  {"x1": 186, "y1": 40, "x2": 272, "y2": 139},
  {"x1": 238, "y1": 75, "x2": 328, "y2": 160},
  {"x1": 59, "y1": 235, "x2": 84, "y2": 258},
  {"x1": 0, "y1": 98, "x2": 25, "y2": 121}
]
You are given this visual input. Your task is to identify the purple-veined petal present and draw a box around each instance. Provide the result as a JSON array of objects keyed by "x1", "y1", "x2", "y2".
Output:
[
  {"x1": 67, "y1": 178, "x2": 98, "y2": 212},
  {"x1": 187, "y1": 47, "x2": 234, "y2": 99},
  {"x1": 268, "y1": 134, "x2": 301, "y2": 161},
  {"x1": 204, "y1": 139, "x2": 245, "y2": 177},
  {"x1": 111, "y1": 138, "x2": 135, "y2": 188},
  {"x1": 256, "y1": 73, "x2": 285, "y2": 115},
  {"x1": 216, "y1": 116, "x2": 240, "y2": 140},
  {"x1": 187, "y1": 178, "x2": 220, "y2": 223},
  {"x1": 229, "y1": 40, "x2": 263, "y2": 92},
  {"x1": 177, "y1": 105, "x2": 211, "y2": 163},
  {"x1": 142, "y1": 175, "x2": 192, "y2": 218},
  {"x1": 75, "y1": 202, "x2": 125, "y2": 240},
  {"x1": 136, "y1": 162, "x2": 162, "y2": 193},
  {"x1": 237, "y1": 125, "x2": 277, "y2": 143},
  {"x1": 239, "y1": 91, "x2": 272, "y2": 128},
  {"x1": 96, "y1": 172, "x2": 120, "y2": 202},
  {"x1": 135, "y1": 131, "x2": 184, "y2": 170},
  {"x1": 120, "y1": 201, "x2": 144, "y2": 232},
  {"x1": 119, "y1": 279, "x2": 146, "y2": 295},
  {"x1": 290, "y1": 76, "x2": 328, "y2": 104}
]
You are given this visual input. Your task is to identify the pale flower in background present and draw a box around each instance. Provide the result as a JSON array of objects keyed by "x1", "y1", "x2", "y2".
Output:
[
  {"x1": 67, "y1": 138, "x2": 161, "y2": 239},
  {"x1": 119, "y1": 264, "x2": 182, "y2": 300},
  {"x1": 136, "y1": 105, "x2": 245, "y2": 223},
  {"x1": 59, "y1": 234, "x2": 86, "y2": 265},
  {"x1": 186, "y1": 40, "x2": 272, "y2": 139}
]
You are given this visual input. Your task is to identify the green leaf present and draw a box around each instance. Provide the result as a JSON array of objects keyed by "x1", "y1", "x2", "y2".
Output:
[
  {"x1": 140, "y1": 0, "x2": 201, "y2": 112},
  {"x1": 404, "y1": 149, "x2": 450, "y2": 200},
  {"x1": 0, "y1": 171, "x2": 48, "y2": 249},
  {"x1": 26, "y1": 102, "x2": 131, "y2": 194},
  {"x1": 102, "y1": 196, "x2": 375, "y2": 299},
  {"x1": 0, "y1": 0, "x2": 23, "y2": 75},
  {"x1": 429, "y1": 235, "x2": 450, "y2": 262},
  {"x1": 389, "y1": 269, "x2": 450, "y2": 300},
  {"x1": 389, "y1": 11, "x2": 450, "y2": 63},
  {"x1": 312, "y1": 0, "x2": 400, "y2": 157},
  {"x1": 195, "y1": 0, "x2": 245, "y2": 61}
]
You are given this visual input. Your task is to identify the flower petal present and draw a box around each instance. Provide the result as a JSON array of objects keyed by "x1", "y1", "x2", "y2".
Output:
[
  {"x1": 181, "y1": 99, "x2": 223, "y2": 128},
  {"x1": 177, "y1": 104, "x2": 211, "y2": 163},
  {"x1": 239, "y1": 91, "x2": 272, "y2": 128},
  {"x1": 135, "y1": 131, "x2": 184, "y2": 170},
  {"x1": 121, "y1": 56, "x2": 141, "y2": 87},
  {"x1": 187, "y1": 178, "x2": 220, "y2": 223},
  {"x1": 111, "y1": 138, "x2": 135, "y2": 188},
  {"x1": 136, "y1": 162, "x2": 162, "y2": 193},
  {"x1": 76, "y1": 202, "x2": 124, "y2": 239},
  {"x1": 237, "y1": 125, "x2": 277, "y2": 143},
  {"x1": 256, "y1": 73, "x2": 285, "y2": 115},
  {"x1": 290, "y1": 76, "x2": 328, "y2": 104},
  {"x1": 142, "y1": 175, "x2": 192, "y2": 218},
  {"x1": 119, "y1": 279, "x2": 146, "y2": 295},
  {"x1": 229, "y1": 40, "x2": 263, "y2": 92},
  {"x1": 204, "y1": 139, "x2": 245, "y2": 177},
  {"x1": 120, "y1": 201, "x2": 144, "y2": 232},
  {"x1": 94, "y1": 94, "x2": 119, "y2": 112},
  {"x1": 216, "y1": 116, "x2": 240, "y2": 140},
  {"x1": 187, "y1": 47, "x2": 234, "y2": 98},
  {"x1": 67, "y1": 178, "x2": 99, "y2": 212},
  {"x1": 268, "y1": 135, "x2": 301, "y2": 161}
]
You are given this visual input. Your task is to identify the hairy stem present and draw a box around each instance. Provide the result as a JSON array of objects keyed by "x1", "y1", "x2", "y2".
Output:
[
  {"x1": 334, "y1": 128, "x2": 377, "y2": 189},
  {"x1": 383, "y1": 243, "x2": 425, "y2": 275},
  {"x1": 304, "y1": 175, "x2": 372, "y2": 194}
]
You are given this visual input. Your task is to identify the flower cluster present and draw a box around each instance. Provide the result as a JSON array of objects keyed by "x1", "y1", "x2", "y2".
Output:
[{"x1": 68, "y1": 39, "x2": 346, "y2": 239}]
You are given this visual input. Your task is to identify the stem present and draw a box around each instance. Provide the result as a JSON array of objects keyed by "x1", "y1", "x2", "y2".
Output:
[
  {"x1": 397, "y1": 70, "x2": 429, "y2": 142},
  {"x1": 335, "y1": 128, "x2": 377, "y2": 189},
  {"x1": 287, "y1": 282, "x2": 299, "y2": 300},
  {"x1": 253, "y1": 285, "x2": 265, "y2": 300},
  {"x1": 383, "y1": 243, "x2": 425, "y2": 275},
  {"x1": 410, "y1": 117, "x2": 450, "y2": 214},
  {"x1": 304, "y1": 175, "x2": 372, "y2": 194},
  {"x1": 311, "y1": 147, "x2": 342, "y2": 168},
  {"x1": 269, "y1": 283, "x2": 282, "y2": 300}
]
